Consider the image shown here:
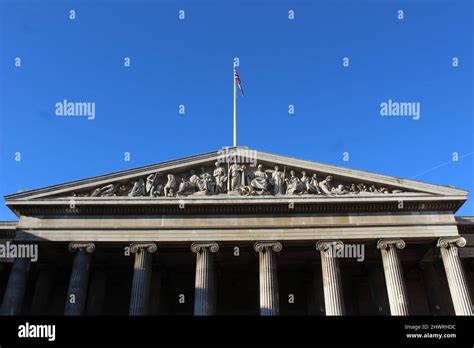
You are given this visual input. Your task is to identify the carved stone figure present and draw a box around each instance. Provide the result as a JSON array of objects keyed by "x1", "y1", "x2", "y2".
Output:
[
  {"x1": 300, "y1": 171, "x2": 309, "y2": 193},
  {"x1": 100, "y1": 184, "x2": 118, "y2": 197},
  {"x1": 271, "y1": 166, "x2": 285, "y2": 195},
  {"x1": 305, "y1": 173, "x2": 321, "y2": 194},
  {"x1": 349, "y1": 183, "x2": 358, "y2": 194},
  {"x1": 333, "y1": 184, "x2": 349, "y2": 195},
  {"x1": 146, "y1": 173, "x2": 161, "y2": 197},
  {"x1": 153, "y1": 184, "x2": 164, "y2": 196},
  {"x1": 285, "y1": 170, "x2": 305, "y2": 195},
  {"x1": 319, "y1": 175, "x2": 334, "y2": 195},
  {"x1": 177, "y1": 175, "x2": 196, "y2": 196},
  {"x1": 67, "y1": 162, "x2": 407, "y2": 199},
  {"x1": 163, "y1": 174, "x2": 177, "y2": 197},
  {"x1": 229, "y1": 162, "x2": 246, "y2": 191},
  {"x1": 90, "y1": 187, "x2": 103, "y2": 197},
  {"x1": 91, "y1": 183, "x2": 117, "y2": 197},
  {"x1": 129, "y1": 178, "x2": 145, "y2": 197},
  {"x1": 200, "y1": 167, "x2": 215, "y2": 194},
  {"x1": 250, "y1": 164, "x2": 269, "y2": 192},
  {"x1": 213, "y1": 162, "x2": 227, "y2": 194}
]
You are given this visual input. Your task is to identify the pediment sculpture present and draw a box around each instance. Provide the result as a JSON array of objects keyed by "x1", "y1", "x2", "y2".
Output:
[{"x1": 68, "y1": 161, "x2": 404, "y2": 198}]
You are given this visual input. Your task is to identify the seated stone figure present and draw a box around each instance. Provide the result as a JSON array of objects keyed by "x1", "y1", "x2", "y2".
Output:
[
  {"x1": 319, "y1": 175, "x2": 335, "y2": 195},
  {"x1": 333, "y1": 184, "x2": 349, "y2": 195},
  {"x1": 319, "y1": 175, "x2": 349, "y2": 195},
  {"x1": 285, "y1": 170, "x2": 305, "y2": 195},
  {"x1": 177, "y1": 176, "x2": 196, "y2": 196},
  {"x1": 199, "y1": 167, "x2": 215, "y2": 194},
  {"x1": 129, "y1": 178, "x2": 146, "y2": 197},
  {"x1": 250, "y1": 164, "x2": 269, "y2": 193}
]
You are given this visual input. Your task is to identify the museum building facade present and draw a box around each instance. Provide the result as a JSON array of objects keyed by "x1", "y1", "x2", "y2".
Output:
[{"x1": 0, "y1": 147, "x2": 473, "y2": 316}]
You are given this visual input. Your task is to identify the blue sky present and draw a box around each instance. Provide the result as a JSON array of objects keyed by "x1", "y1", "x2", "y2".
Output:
[{"x1": 0, "y1": 0, "x2": 472, "y2": 220}]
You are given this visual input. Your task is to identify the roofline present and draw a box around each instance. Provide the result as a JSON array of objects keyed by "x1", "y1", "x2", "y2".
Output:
[{"x1": 4, "y1": 147, "x2": 468, "y2": 202}]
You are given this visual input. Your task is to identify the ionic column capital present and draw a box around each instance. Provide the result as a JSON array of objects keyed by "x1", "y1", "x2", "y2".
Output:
[
  {"x1": 254, "y1": 241, "x2": 282, "y2": 253},
  {"x1": 191, "y1": 242, "x2": 219, "y2": 253},
  {"x1": 130, "y1": 243, "x2": 157, "y2": 254},
  {"x1": 316, "y1": 240, "x2": 344, "y2": 252},
  {"x1": 437, "y1": 237, "x2": 467, "y2": 249},
  {"x1": 68, "y1": 242, "x2": 95, "y2": 254},
  {"x1": 377, "y1": 239, "x2": 406, "y2": 250}
]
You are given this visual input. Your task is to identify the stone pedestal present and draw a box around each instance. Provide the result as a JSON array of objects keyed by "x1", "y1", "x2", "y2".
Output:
[
  {"x1": 64, "y1": 242, "x2": 95, "y2": 316},
  {"x1": 316, "y1": 241, "x2": 345, "y2": 316},
  {"x1": 129, "y1": 243, "x2": 157, "y2": 316},
  {"x1": 191, "y1": 242, "x2": 219, "y2": 316},
  {"x1": 438, "y1": 237, "x2": 473, "y2": 316},
  {"x1": 254, "y1": 241, "x2": 282, "y2": 316},
  {"x1": 377, "y1": 239, "x2": 409, "y2": 316},
  {"x1": 1, "y1": 257, "x2": 31, "y2": 315}
]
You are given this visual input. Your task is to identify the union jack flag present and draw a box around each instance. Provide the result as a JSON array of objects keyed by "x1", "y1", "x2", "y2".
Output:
[{"x1": 234, "y1": 68, "x2": 244, "y2": 96}]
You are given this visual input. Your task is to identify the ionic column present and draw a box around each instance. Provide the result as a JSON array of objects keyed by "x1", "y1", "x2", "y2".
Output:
[
  {"x1": 129, "y1": 243, "x2": 157, "y2": 316},
  {"x1": 254, "y1": 241, "x2": 282, "y2": 316},
  {"x1": 377, "y1": 239, "x2": 409, "y2": 316},
  {"x1": 191, "y1": 242, "x2": 219, "y2": 316},
  {"x1": 1, "y1": 257, "x2": 31, "y2": 315},
  {"x1": 64, "y1": 242, "x2": 95, "y2": 316},
  {"x1": 316, "y1": 241, "x2": 345, "y2": 316},
  {"x1": 437, "y1": 237, "x2": 473, "y2": 315}
]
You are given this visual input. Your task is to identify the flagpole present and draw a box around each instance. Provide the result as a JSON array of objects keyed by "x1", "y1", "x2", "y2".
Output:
[{"x1": 233, "y1": 63, "x2": 237, "y2": 147}]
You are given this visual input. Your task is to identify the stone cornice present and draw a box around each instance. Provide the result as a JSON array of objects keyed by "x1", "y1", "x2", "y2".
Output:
[{"x1": 7, "y1": 196, "x2": 463, "y2": 216}]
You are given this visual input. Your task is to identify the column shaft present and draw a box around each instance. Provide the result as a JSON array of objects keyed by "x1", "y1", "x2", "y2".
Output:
[
  {"x1": 129, "y1": 243, "x2": 156, "y2": 316},
  {"x1": 316, "y1": 241, "x2": 345, "y2": 316},
  {"x1": 377, "y1": 239, "x2": 409, "y2": 316},
  {"x1": 64, "y1": 243, "x2": 95, "y2": 316},
  {"x1": 191, "y1": 242, "x2": 219, "y2": 316},
  {"x1": 1, "y1": 257, "x2": 31, "y2": 315},
  {"x1": 438, "y1": 237, "x2": 473, "y2": 315},
  {"x1": 254, "y1": 242, "x2": 282, "y2": 316}
]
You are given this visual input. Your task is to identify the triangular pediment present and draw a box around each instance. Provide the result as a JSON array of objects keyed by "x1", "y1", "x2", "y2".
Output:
[{"x1": 5, "y1": 147, "x2": 467, "y2": 203}]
